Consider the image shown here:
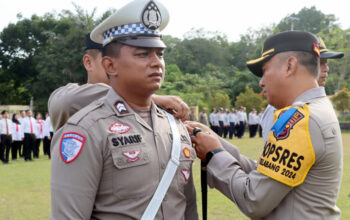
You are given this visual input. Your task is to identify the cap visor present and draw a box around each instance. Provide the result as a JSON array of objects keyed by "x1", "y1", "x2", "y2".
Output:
[
  {"x1": 246, "y1": 55, "x2": 273, "y2": 77},
  {"x1": 118, "y1": 36, "x2": 166, "y2": 48},
  {"x1": 320, "y1": 51, "x2": 344, "y2": 59}
]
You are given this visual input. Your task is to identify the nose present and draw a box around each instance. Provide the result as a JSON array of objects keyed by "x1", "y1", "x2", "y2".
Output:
[
  {"x1": 149, "y1": 51, "x2": 163, "y2": 68},
  {"x1": 259, "y1": 76, "x2": 265, "y2": 88}
]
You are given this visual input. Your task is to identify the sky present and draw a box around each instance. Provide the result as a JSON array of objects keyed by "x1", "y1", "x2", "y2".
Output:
[{"x1": 0, "y1": 0, "x2": 349, "y2": 42}]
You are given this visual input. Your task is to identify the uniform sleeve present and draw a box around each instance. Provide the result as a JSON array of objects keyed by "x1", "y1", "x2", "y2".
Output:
[
  {"x1": 48, "y1": 83, "x2": 109, "y2": 132},
  {"x1": 50, "y1": 124, "x2": 103, "y2": 219},
  {"x1": 184, "y1": 166, "x2": 199, "y2": 220},
  {"x1": 219, "y1": 138, "x2": 257, "y2": 173},
  {"x1": 206, "y1": 150, "x2": 292, "y2": 218}
]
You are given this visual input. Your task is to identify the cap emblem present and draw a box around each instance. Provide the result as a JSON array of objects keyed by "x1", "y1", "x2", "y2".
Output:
[
  {"x1": 142, "y1": 1, "x2": 162, "y2": 30},
  {"x1": 313, "y1": 43, "x2": 320, "y2": 58}
]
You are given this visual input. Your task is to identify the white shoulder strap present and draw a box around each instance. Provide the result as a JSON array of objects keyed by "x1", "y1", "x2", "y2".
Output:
[{"x1": 140, "y1": 112, "x2": 182, "y2": 220}]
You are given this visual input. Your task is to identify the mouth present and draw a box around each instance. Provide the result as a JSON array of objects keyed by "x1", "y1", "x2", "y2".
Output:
[{"x1": 148, "y1": 72, "x2": 163, "y2": 80}]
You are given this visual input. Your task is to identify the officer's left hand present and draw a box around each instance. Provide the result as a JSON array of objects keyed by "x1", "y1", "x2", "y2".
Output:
[
  {"x1": 152, "y1": 95, "x2": 190, "y2": 121},
  {"x1": 185, "y1": 121, "x2": 222, "y2": 161}
]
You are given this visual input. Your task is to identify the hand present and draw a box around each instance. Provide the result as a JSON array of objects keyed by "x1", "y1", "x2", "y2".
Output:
[
  {"x1": 185, "y1": 121, "x2": 222, "y2": 161},
  {"x1": 152, "y1": 95, "x2": 189, "y2": 121},
  {"x1": 48, "y1": 136, "x2": 51, "y2": 140}
]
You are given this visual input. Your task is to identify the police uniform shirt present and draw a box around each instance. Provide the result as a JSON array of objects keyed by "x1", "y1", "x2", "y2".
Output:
[
  {"x1": 261, "y1": 105, "x2": 277, "y2": 143},
  {"x1": 48, "y1": 83, "x2": 110, "y2": 132},
  {"x1": 22, "y1": 117, "x2": 36, "y2": 134},
  {"x1": 223, "y1": 113, "x2": 230, "y2": 126},
  {"x1": 209, "y1": 112, "x2": 219, "y2": 126},
  {"x1": 50, "y1": 88, "x2": 198, "y2": 220},
  {"x1": 12, "y1": 123, "x2": 24, "y2": 141},
  {"x1": 199, "y1": 112, "x2": 209, "y2": 126},
  {"x1": 248, "y1": 112, "x2": 259, "y2": 125},
  {"x1": 206, "y1": 87, "x2": 343, "y2": 219},
  {"x1": 0, "y1": 118, "x2": 12, "y2": 135}
]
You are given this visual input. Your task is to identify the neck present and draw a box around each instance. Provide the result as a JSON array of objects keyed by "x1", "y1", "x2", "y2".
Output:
[{"x1": 114, "y1": 87, "x2": 153, "y2": 111}]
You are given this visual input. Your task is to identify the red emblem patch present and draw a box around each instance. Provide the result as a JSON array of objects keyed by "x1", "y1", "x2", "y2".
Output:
[
  {"x1": 181, "y1": 169, "x2": 190, "y2": 182},
  {"x1": 183, "y1": 147, "x2": 191, "y2": 158},
  {"x1": 123, "y1": 150, "x2": 141, "y2": 162},
  {"x1": 109, "y1": 122, "x2": 130, "y2": 134}
]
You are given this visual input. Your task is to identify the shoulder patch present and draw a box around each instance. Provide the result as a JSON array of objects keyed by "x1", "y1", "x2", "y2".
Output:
[
  {"x1": 257, "y1": 104, "x2": 315, "y2": 187},
  {"x1": 60, "y1": 132, "x2": 86, "y2": 163}
]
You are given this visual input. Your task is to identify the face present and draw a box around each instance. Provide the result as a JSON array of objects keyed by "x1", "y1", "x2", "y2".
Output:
[
  {"x1": 20, "y1": 111, "x2": 25, "y2": 117},
  {"x1": 36, "y1": 113, "x2": 42, "y2": 120},
  {"x1": 259, "y1": 55, "x2": 287, "y2": 109},
  {"x1": 26, "y1": 111, "x2": 32, "y2": 117},
  {"x1": 14, "y1": 114, "x2": 18, "y2": 120},
  {"x1": 3, "y1": 112, "x2": 8, "y2": 118},
  {"x1": 109, "y1": 45, "x2": 165, "y2": 96},
  {"x1": 318, "y1": 58, "x2": 329, "y2": 87}
]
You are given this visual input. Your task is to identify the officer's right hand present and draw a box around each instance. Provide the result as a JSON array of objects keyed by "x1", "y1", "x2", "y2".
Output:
[{"x1": 152, "y1": 95, "x2": 190, "y2": 121}]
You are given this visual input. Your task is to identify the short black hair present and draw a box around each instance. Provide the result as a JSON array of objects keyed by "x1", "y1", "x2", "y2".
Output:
[
  {"x1": 102, "y1": 41, "x2": 124, "y2": 58},
  {"x1": 1, "y1": 110, "x2": 8, "y2": 115},
  {"x1": 279, "y1": 51, "x2": 320, "y2": 77}
]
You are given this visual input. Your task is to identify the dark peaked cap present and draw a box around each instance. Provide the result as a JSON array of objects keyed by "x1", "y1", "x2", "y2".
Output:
[
  {"x1": 84, "y1": 33, "x2": 103, "y2": 52},
  {"x1": 246, "y1": 31, "x2": 320, "y2": 77}
]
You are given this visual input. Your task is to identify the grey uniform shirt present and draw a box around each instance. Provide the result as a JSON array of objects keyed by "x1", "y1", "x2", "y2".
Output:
[
  {"x1": 50, "y1": 88, "x2": 198, "y2": 220},
  {"x1": 48, "y1": 83, "x2": 110, "y2": 132},
  {"x1": 209, "y1": 87, "x2": 343, "y2": 219}
]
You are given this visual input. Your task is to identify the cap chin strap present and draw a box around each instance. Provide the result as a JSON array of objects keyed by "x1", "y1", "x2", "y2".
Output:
[{"x1": 141, "y1": 112, "x2": 181, "y2": 220}]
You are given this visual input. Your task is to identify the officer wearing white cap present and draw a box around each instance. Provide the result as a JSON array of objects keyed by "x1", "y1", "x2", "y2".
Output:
[
  {"x1": 48, "y1": 33, "x2": 190, "y2": 132},
  {"x1": 186, "y1": 31, "x2": 343, "y2": 219},
  {"x1": 50, "y1": 0, "x2": 198, "y2": 219}
]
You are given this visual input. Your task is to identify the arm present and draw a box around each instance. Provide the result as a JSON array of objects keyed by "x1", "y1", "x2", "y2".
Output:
[
  {"x1": 152, "y1": 94, "x2": 190, "y2": 122},
  {"x1": 206, "y1": 152, "x2": 291, "y2": 218},
  {"x1": 184, "y1": 166, "x2": 199, "y2": 220},
  {"x1": 48, "y1": 83, "x2": 109, "y2": 132},
  {"x1": 186, "y1": 122, "x2": 292, "y2": 218},
  {"x1": 50, "y1": 124, "x2": 103, "y2": 219}
]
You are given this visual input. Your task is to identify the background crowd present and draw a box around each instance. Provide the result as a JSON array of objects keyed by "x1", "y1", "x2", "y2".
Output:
[
  {"x1": 0, "y1": 110, "x2": 53, "y2": 164},
  {"x1": 191, "y1": 106, "x2": 264, "y2": 139}
]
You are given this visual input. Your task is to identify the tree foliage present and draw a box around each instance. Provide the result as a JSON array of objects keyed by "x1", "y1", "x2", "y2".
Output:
[
  {"x1": 331, "y1": 88, "x2": 350, "y2": 114},
  {"x1": 0, "y1": 6, "x2": 349, "y2": 113}
]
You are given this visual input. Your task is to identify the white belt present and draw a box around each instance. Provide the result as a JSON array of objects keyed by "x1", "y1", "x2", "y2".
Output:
[{"x1": 140, "y1": 112, "x2": 181, "y2": 220}]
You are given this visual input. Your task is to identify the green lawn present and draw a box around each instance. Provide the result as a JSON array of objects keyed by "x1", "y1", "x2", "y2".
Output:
[{"x1": 0, "y1": 133, "x2": 349, "y2": 219}]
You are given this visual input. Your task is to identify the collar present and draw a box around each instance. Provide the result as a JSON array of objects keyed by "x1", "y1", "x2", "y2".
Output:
[
  {"x1": 105, "y1": 87, "x2": 166, "y2": 118},
  {"x1": 293, "y1": 87, "x2": 326, "y2": 106}
]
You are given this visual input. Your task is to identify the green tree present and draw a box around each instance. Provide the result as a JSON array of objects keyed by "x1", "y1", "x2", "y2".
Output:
[
  {"x1": 235, "y1": 86, "x2": 266, "y2": 112},
  {"x1": 331, "y1": 88, "x2": 350, "y2": 114}
]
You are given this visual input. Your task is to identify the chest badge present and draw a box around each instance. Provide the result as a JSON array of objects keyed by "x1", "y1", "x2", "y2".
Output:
[
  {"x1": 181, "y1": 169, "x2": 190, "y2": 182},
  {"x1": 183, "y1": 147, "x2": 191, "y2": 158},
  {"x1": 123, "y1": 150, "x2": 141, "y2": 162},
  {"x1": 109, "y1": 122, "x2": 130, "y2": 134},
  {"x1": 60, "y1": 132, "x2": 86, "y2": 163}
]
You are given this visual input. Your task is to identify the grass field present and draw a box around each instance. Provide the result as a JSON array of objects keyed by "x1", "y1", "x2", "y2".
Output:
[{"x1": 0, "y1": 133, "x2": 349, "y2": 219}]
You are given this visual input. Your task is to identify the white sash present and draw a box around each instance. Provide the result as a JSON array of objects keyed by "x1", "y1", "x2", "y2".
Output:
[{"x1": 140, "y1": 112, "x2": 181, "y2": 220}]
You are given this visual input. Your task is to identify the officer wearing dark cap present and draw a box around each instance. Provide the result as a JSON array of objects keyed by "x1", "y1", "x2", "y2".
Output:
[
  {"x1": 260, "y1": 36, "x2": 344, "y2": 143},
  {"x1": 186, "y1": 31, "x2": 343, "y2": 219},
  {"x1": 50, "y1": 0, "x2": 198, "y2": 219},
  {"x1": 49, "y1": 33, "x2": 190, "y2": 131}
]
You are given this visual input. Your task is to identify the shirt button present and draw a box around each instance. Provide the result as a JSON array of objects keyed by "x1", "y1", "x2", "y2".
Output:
[{"x1": 161, "y1": 164, "x2": 166, "y2": 169}]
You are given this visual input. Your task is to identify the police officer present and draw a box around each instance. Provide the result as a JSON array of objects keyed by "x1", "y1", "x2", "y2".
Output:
[
  {"x1": 49, "y1": 34, "x2": 190, "y2": 132},
  {"x1": 260, "y1": 36, "x2": 344, "y2": 143},
  {"x1": 187, "y1": 31, "x2": 343, "y2": 219},
  {"x1": 50, "y1": 0, "x2": 198, "y2": 219}
]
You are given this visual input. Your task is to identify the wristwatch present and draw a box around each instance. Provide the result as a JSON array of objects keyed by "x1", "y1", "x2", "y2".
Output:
[{"x1": 205, "y1": 148, "x2": 224, "y2": 165}]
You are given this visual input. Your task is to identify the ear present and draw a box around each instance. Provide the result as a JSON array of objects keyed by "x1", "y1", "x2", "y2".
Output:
[
  {"x1": 83, "y1": 54, "x2": 93, "y2": 72},
  {"x1": 285, "y1": 56, "x2": 298, "y2": 77},
  {"x1": 102, "y1": 56, "x2": 118, "y2": 77}
]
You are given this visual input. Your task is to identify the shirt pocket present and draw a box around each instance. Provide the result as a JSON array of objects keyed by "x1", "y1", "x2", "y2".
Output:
[{"x1": 108, "y1": 135, "x2": 153, "y2": 199}]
